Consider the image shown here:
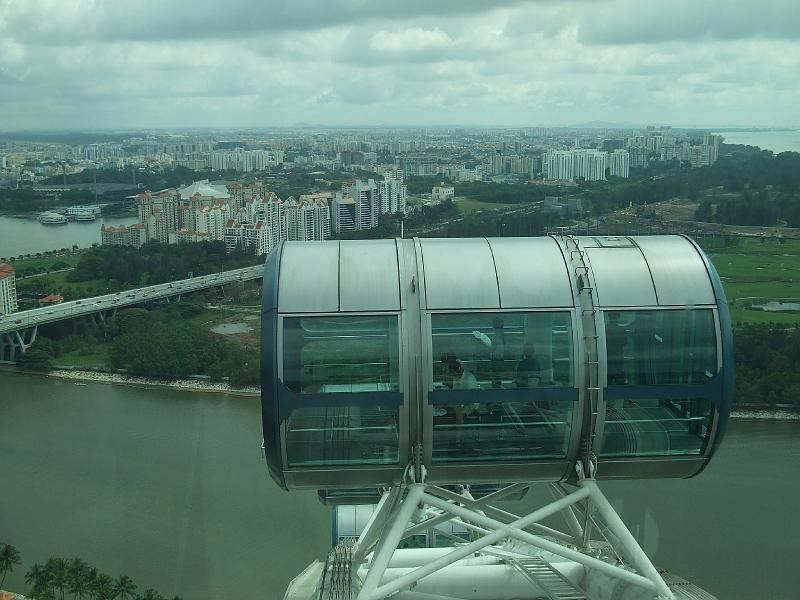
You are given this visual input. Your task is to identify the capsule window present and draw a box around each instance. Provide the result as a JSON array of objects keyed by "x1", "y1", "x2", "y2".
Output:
[
  {"x1": 429, "y1": 312, "x2": 575, "y2": 463},
  {"x1": 281, "y1": 315, "x2": 401, "y2": 468},
  {"x1": 430, "y1": 312, "x2": 574, "y2": 390},
  {"x1": 602, "y1": 309, "x2": 717, "y2": 457},
  {"x1": 604, "y1": 309, "x2": 717, "y2": 386},
  {"x1": 282, "y1": 315, "x2": 400, "y2": 393}
]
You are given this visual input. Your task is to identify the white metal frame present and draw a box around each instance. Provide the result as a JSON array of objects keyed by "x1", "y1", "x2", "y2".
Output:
[{"x1": 350, "y1": 466, "x2": 674, "y2": 600}]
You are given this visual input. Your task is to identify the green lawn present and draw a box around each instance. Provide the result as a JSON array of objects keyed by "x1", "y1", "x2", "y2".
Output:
[
  {"x1": 454, "y1": 196, "x2": 521, "y2": 213},
  {"x1": 10, "y1": 251, "x2": 82, "y2": 273},
  {"x1": 707, "y1": 238, "x2": 800, "y2": 325}
]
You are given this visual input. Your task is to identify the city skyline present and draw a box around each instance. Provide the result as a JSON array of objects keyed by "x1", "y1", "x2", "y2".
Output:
[{"x1": 0, "y1": 0, "x2": 798, "y2": 130}]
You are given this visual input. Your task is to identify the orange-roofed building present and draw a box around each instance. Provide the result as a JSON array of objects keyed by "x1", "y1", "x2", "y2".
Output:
[{"x1": 40, "y1": 293, "x2": 64, "y2": 305}]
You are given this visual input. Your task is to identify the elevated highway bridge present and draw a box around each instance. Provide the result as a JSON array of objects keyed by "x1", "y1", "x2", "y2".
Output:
[{"x1": 0, "y1": 264, "x2": 264, "y2": 361}]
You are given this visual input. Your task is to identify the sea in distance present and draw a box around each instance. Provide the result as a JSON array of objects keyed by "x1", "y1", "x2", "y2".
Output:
[
  {"x1": 0, "y1": 371, "x2": 798, "y2": 600},
  {"x1": 714, "y1": 129, "x2": 800, "y2": 154},
  {"x1": 0, "y1": 214, "x2": 139, "y2": 258}
]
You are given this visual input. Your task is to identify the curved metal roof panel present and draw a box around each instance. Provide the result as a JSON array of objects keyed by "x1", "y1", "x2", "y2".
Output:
[
  {"x1": 585, "y1": 246, "x2": 657, "y2": 307},
  {"x1": 488, "y1": 237, "x2": 574, "y2": 308},
  {"x1": 634, "y1": 236, "x2": 715, "y2": 306},
  {"x1": 339, "y1": 240, "x2": 400, "y2": 312},
  {"x1": 419, "y1": 238, "x2": 500, "y2": 309},
  {"x1": 278, "y1": 241, "x2": 339, "y2": 313}
]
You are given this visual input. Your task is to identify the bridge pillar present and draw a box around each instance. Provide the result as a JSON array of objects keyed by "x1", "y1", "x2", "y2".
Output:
[{"x1": 1, "y1": 325, "x2": 38, "y2": 361}]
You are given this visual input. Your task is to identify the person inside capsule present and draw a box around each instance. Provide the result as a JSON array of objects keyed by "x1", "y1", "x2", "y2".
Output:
[
  {"x1": 440, "y1": 352, "x2": 479, "y2": 424},
  {"x1": 514, "y1": 344, "x2": 542, "y2": 388}
]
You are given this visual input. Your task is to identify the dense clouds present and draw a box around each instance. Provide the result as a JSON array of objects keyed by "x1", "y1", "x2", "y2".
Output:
[{"x1": 0, "y1": 0, "x2": 798, "y2": 128}]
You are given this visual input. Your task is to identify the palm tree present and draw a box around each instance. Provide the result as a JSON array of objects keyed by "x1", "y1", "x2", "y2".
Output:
[
  {"x1": 137, "y1": 590, "x2": 164, "y2": 600},
  {"x1": 44, "y1": 558, "x2": 68, "y2": 600},
  {"x1": 25, "y1": 563, "x2": 48, "y2": 597},
  {"x1": 84, "y1": 567, "x2": 100, "y2": 600},
  {"x1": 67, "y1": 558, "x2": 91, "y2": 600},
  {"x1": 0, "y1": 543, "x2": 22, "y2": 588},
  {"x1": 114, "y1": 575, "x2": 136, "y2": 600},
  {"x1": 93, "y1": 573, "x2": 115, "y2": 600}
]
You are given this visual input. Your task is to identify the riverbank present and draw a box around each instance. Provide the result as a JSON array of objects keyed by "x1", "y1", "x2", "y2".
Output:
[
  {"x1": 4, "y1": 364, "x2": 799, "y2": 418},
  {"x1": 3, "y1": 365, "x2": 259, "y2": 397},
  {"x1": 730, "y1": 408, "x2": 800, "y2": 420}
]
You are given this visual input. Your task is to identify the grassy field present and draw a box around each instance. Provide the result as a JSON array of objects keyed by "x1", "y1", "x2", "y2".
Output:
[
  {"x1": 705, "y1": 237, "x2": 800, "y2": 325},
  {"x1": 10, "y1": 251, "x2": 82, "y2": 272},
  {"x1": 454, "y1": 196, "x2": 521, "y2": 213}
]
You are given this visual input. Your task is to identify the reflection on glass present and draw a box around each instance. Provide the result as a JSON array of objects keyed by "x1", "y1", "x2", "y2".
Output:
[
  {"x1": 602, "y1": 309, "x2": 717, "y2": 457},
  {"x1": 430, "y1": 312, "x2": 575, "y2": 462},
  {"x1": 603, "y1": 309, "x2": 717, "y2": 386},
  {"x1": 286, "y1": 406, "x2": 400, "y2": 467},
  {"x1": 431, "y1": 312, "x2": 573, "y2": 390},
  {"x1": 431, "y1": 400, "x2": 573, "y2": 463},
  {"x1": 602, "y1": 398, "x2": 713, "y2": 456},
  {"x1": 283, "y1": 315, "x2": 399, "y2": 393}
]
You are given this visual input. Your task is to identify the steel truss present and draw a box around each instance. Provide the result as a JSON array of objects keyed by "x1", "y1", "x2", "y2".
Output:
[{"x1": 347, "y1": 470, "x2": 673, "y2": 600}]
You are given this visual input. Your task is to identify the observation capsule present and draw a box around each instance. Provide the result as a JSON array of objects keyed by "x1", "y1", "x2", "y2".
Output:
[{"x1": 261, "y1": 235, "x2": 733, "y2": 492}]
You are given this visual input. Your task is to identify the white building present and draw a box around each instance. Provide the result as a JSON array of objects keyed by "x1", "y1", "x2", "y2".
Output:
[
  {"x1": 0, "y1": 262, "x2": 18, "y2": 315},
  {"x1": 609, "y1": 149, "x2": 630, "y2": 178},
  {"x1": 286, "y1": 194, "x2": 332, "y2": 242},
  {"x1": 432, "y1": 184, "x2": 455, "y2": 202},
  {"x1": 224, "y1": 220, "x2": 279, "y2": 256},
  {"x1": 101, "y1": 223, "x2": 145, "y2": 247},
  {"x1": 343, "y1": 179, "x2": 379, "y2": 230},
  {"x1": 195, "y1": 202, "x2": 232, "y2": 241},
  {"x1": 378, "y1": 173, "x2": 407, "y2": 215},
  {"x1": 332, "y1": 192, "x2": 357, "y2": 233},
  {"x1": 544, "y1": 150, "x2": 607, "y2": 182}
]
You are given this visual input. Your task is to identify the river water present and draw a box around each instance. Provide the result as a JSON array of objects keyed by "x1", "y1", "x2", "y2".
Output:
[
  {"x1": 0, "y1": 372, "x2": 798, "y2": 599},
  {"x1": 0, "y1": 215, "x2": 139, "y2": 259}
]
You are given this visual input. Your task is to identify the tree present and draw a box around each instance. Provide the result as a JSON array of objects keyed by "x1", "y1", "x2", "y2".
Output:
[
  {"x1": 17, "y1": 347, "x2": 54, "y2": 371},
  {"x1": 93, "y1": 573, "x2": 115, "y2": 600},
  {"x1": 25, "y1": 563, "x2": 50, "y2": 599},
  {"x1": 114, "y1": 575, "x2": 137, "y2": 600},
  {"x1": 694, "y1": 199, "x2": 714, "y2": 222},
  {"x1": 44, "y1": 557, "x2": 69, "y2": 600},
  {"x1": 0, "y1": 543, "x2": 22, "y2": 588},
  {"x1": 138, "y1": 590, "x2": 165, "y2": 600},
  {"x1": 67, "y1": 558, "x2": 91, "y2": 600}
]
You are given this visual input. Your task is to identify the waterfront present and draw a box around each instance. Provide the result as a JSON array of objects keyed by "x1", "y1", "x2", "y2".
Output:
[
  {"x1": 1, "y1": 371, "x2": 798, "y2": 599},
  {"x1": 715, "y1": 129, "x2": 800, "y2": 154},
  {"x1": 0, "y1": 215, "x2": 139, "y2": 258}
]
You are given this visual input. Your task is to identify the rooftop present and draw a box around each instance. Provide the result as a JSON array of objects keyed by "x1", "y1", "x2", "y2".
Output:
[{"x1": 177, "y1": 179, "x2": 230, "y2": 200}]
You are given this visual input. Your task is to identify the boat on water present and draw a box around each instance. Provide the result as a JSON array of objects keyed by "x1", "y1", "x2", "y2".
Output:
[
  {"x1": 38, "y1": 211, "x2": 68, "y2": 225},
  {"x1": 66, "y1": 205, "x2": 102, "y2": 222}
]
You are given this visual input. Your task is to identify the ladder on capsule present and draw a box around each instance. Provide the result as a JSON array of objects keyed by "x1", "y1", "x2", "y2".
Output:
[{"x1": 511, "y1": 556, "x2": 587, "y2": 600}]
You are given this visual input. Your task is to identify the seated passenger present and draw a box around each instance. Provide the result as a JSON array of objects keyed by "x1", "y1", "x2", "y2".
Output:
[
  {"x1": 515, "y1": 344, "x2": 542, "y2": 388},
  {"x1": 441, "y1": 353, "x2": 479, "y2": 390},
  {"x1": 441, "y1": 353, "x2": 479, "y2": 424}
]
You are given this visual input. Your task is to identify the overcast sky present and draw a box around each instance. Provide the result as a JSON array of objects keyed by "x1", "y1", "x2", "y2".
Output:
[{"x1": 0, "y1": 0, "x2": 798, "y2": 130}]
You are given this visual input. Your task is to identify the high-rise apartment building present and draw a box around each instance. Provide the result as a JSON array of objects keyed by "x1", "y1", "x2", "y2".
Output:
[
  {"x1": 609, "y1": 149, "x2": 630, "y2": 178},
  {"x1": 545, "y1": 150, "x2": 607, "y2": 182},
  {"x1": 343, "y1": 179, "x2": 380, "y2": 230},
  {"x1": 286, "y1": 194, "x2": 332, "y2": 242},
  {"x1": 378, "y1": 173, "x2": 407, "y2": 215},
  {"x1": 332, "y1": 192, "x2": 357, "y2": 234},
  {"x1": 0, "y1": 262, "x2": 18, "y2": 315}
]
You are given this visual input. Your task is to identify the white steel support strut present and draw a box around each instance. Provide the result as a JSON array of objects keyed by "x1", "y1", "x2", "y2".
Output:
[
  {"x1": 352, "y1": 480, "x2": 674, "y2": 600},
  {"x1": 357, "y1": 484, "x2": 426, "y2": 599}
]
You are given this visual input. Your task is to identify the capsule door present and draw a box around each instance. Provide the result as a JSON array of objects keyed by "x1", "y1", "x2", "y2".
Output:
[
  {"x1": 595, "y1": 306, "x2": 724, "y2": 478},
  {"x1": 420, "y1": 308, "x2": 583, "y2": 484}
]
